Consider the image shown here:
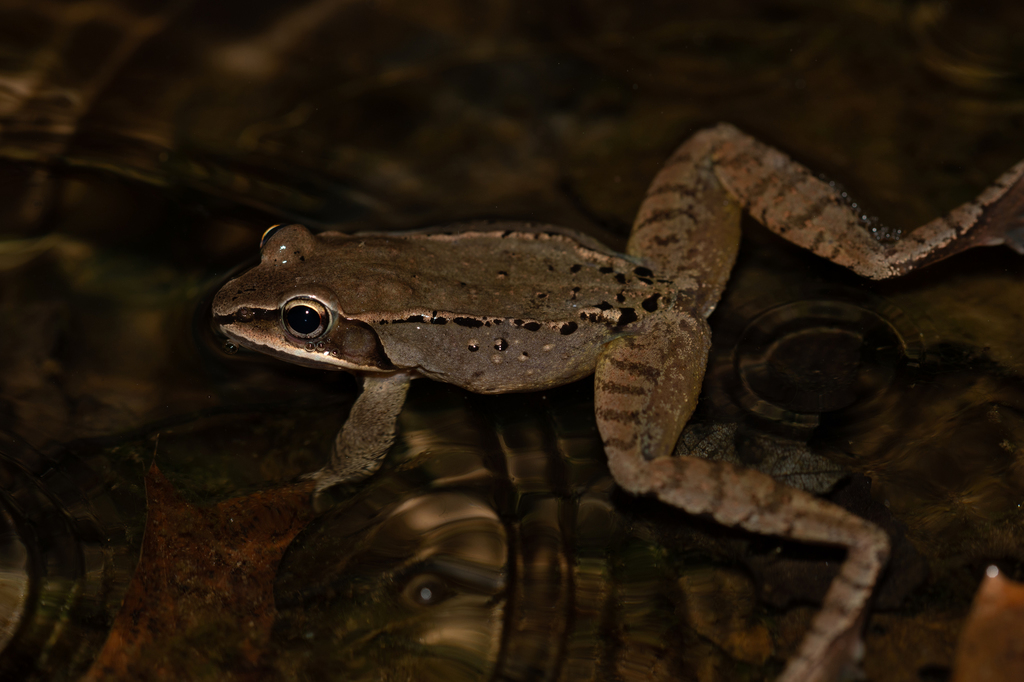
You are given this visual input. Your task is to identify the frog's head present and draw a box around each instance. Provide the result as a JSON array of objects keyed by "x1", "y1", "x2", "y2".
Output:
[{"x1": 212, "y1": 224, "x2": 394, "y2": 373}]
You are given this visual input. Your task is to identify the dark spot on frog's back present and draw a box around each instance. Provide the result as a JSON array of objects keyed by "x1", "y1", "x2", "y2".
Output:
[
  {"x1": 641, "y1": 294, "x2": 660, "y2": 312},
  {"x1": 569, "y1": 264, "x2": 582, "y2": 274},
  {"x1": 453, "y1": 317, "x2": 484, "y2": 328},
  {"x1": 617, "y1": 308, "x2": 638, "y2": 326},
  {"x1": 634, "y1": 266, "x2": 654, "y2": 277},
  {"x1": 513, "y1": 319, "x2": 542, "y2": 332},
  {"x1": 560, "y1": 322, "x2": 578, "y2": 335}
]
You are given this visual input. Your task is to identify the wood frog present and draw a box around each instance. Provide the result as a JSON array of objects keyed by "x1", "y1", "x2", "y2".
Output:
[{"x1": 212, "y1": 123, "x2": 1024, "y2": 681}]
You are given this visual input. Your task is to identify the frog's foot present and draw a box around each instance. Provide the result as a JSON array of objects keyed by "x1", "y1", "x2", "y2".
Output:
[
  {"x1": 312, "y1": 373, "x2": 412, "y2": 492},
  {"x1": 595, "y1": 322, "x2": 889, "y2": 682}
]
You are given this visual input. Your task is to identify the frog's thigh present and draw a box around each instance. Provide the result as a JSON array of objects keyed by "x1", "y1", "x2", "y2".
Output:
[
  {"x1": 595, "y1": 317, "x2": 889, "y2": 682},
  {"x1": 626, "y1": 133, "x2": 742, "y2": 307},
  {"x1": 314, "y1": 373, "x2": 412, "y2": 492},
  {"x1": 595, "y1": 311, "x2": 711, "y2": 466}
]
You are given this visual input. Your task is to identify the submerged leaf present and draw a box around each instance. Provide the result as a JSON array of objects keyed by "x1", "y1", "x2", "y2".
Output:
[
  {"x1": 83, "y1": 462, "x2": 316, "y2": 681},
  {"x1": 675, "y1": 423, "x2": 848, "y2": 494}
]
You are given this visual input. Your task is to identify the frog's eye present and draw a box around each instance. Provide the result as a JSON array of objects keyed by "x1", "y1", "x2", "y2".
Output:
[
  {"x1": 282, "y1": 298, "x2": 330, "y2": 339},
  {"x1": 260, "y1": 224, "x2": 287, "y2": 249}
]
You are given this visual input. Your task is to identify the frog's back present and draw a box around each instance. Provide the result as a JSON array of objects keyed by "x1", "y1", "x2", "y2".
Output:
[
  {"x1": 302, "y1": 222, "x2": 686, "y2": 392},
  {"x1": 312, "y1": 222, "x2": 681, "y2": 324}
]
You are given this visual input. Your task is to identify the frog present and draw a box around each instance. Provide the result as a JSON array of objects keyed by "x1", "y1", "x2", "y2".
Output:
[{"x1": 211, "y1": 123, "x2": 1024, "y2": 682}]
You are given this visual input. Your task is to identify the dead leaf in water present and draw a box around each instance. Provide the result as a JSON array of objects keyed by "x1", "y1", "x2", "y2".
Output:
[{"x1": 83, "y1": 462, "x2": 316, "y2": 682}]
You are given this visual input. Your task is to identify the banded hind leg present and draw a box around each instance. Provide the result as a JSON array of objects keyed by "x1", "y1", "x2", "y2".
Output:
[
  {"x1": 633, "y1": 123, "x2": 1024, "y2": 283},
  {"x1": 601, "y1": 125, "x2": 914, "y2": 681},
  {"x1": 594, "y1": 317, "x2": 889, "y2": 682}
]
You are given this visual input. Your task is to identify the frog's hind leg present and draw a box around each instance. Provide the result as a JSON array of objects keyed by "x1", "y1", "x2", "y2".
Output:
[
  {"x1": 701, "y1": 122, "x2": 1024, "y2": 278},
  {"x1": 625, "y1": 129, "x2": 744, "y2": 314},
  {"x1": 595, "y1": 321, "x2": 889, "y2": 682}
]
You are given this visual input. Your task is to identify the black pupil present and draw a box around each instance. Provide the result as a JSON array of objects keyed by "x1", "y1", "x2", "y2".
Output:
[{"x1": 287, "y1": 305, "x2": 322, "y2": 335}]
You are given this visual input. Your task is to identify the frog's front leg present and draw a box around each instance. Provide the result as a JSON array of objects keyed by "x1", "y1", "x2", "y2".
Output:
[
  {"x1": 595, "y1": 322, "x2": 889, "y2": 682},
  {"x1": 313, "y1": 373, "x2": 412, "y2": 491}
]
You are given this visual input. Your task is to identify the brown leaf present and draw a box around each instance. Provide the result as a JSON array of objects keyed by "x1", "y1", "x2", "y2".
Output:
[
  {"x1": 83, "y1": 462, "x2": 316, "y2": 682},
  {"x1": 951, "y1": 568, "x2": 1024, "y2": 682}
]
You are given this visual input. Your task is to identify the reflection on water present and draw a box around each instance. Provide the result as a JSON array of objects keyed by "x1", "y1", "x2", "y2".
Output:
[
  {"x1": 267, "y1": 364, "x2": 907, "y2": 681},
  {"x1": 0, "y1": 432, "x2": 141, "y2": 681},
  {"x1": 0, "y1": 500, "x2": 29, "y2": 651},
  {"x1": 276, "y1": 490, "x2": 507, "y2": 681},
  {"x1": 270, "y1": 384, "x2": 734, "y2": 681},
  {"x1": 732, "y1": 297, "x2": 918, "y2": 417}
]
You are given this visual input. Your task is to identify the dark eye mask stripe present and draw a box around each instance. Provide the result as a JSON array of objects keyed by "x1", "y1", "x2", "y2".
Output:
[{"x1": 214, "y1": 307, "x2": 280, "y2": 325}]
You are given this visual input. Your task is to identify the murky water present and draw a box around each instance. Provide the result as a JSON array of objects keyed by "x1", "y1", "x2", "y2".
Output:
[{"x1": 2, "y1": 1, "x2": 1024, "y2": 680}]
